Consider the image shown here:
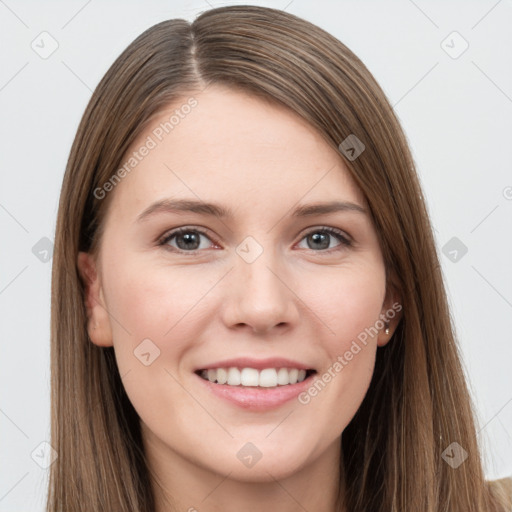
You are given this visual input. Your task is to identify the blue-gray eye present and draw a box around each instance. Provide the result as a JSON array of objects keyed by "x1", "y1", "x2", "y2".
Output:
[
  {"x1": 160, "y1": 228, "x2": 212, "y2": 251},
  {"x1": 297, "y1": 228, "x2": 351, "y2": 251},
  {"x1": 159, "y1": 226, "x2": 351, "y2": 254}
]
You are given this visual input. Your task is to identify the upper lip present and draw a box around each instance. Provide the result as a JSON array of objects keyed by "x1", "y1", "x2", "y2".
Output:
[{"x1": 195, "y1": 357, "x2": 315, "y2": 372}]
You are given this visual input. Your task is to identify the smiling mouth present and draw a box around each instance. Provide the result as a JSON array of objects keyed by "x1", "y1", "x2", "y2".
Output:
[{"x1": 195, "y1": 367, "x2": 317, "y2": 388}]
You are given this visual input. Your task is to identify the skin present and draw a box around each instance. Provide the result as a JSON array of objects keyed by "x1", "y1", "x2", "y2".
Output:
[{"x1": 78, "y1": 84, "x2": 401, "y2": 512}]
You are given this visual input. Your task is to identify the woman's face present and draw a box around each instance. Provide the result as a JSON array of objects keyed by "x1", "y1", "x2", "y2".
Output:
[{"x1": 79, "y1": 84, "x2": 398, "y2": 483}]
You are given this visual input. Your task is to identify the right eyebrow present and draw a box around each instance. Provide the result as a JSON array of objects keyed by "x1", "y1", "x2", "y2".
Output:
[{"x1": 136, "y1": 199, "x2": 233, "y2": 223}]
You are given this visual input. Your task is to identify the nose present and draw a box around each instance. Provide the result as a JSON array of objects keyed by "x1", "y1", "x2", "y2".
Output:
[{"x1": 221, "y1": 251, "x2": 300, "y2": 335}]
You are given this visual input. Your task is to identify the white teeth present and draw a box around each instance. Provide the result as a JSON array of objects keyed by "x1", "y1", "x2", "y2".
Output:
[
  {"x1": 216, "y1": 367, "x2": 228, "y2": 384},
  {"x1": 240, "y1": 368, "x2": 259, "y2": 386},
  {"x1": 277, "y1": 367, "x2": 289, "y2": 385},
  {"x1": 227, "y1": 367, "x2": 241, "y2": 386},
  {"x1": 259, "y1": 368, "x2": 277, "y2": 387},
  {"x1": 199, "y1": 367, "x2": 311, "y2": 387}
]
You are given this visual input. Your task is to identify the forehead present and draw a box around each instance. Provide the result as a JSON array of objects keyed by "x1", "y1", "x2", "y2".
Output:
[{"x1": 107, "y1": 85, "x2": 366, "y2": 220}]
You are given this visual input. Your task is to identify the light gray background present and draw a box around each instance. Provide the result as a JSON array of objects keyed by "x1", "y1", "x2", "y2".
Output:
[{"x1": 1, "y1": 0, "x2": 511, "y2": 510}]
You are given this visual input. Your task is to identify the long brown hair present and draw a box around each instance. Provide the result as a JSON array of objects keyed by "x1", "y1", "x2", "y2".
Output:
[{"x1": 48, "y1": 5, "x2": 511, "y2": 511}]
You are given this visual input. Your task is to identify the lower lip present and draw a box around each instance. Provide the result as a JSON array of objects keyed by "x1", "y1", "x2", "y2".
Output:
[{"x1": 195, "y1": 372, "x2": 315, "y2": 411}]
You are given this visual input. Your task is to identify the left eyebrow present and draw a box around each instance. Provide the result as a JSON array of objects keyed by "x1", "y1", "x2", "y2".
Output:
[
  {"x1": 291, "y1": 200, "x2": 367, "y2": 217},
  {"x1": 136, "y1": 198, "x2": 367, "y2": 223}
]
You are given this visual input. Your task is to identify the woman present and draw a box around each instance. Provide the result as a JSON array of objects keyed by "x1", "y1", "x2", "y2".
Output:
[{"x1": 47, "y1": 5, "x2": 512, "y2": 511}]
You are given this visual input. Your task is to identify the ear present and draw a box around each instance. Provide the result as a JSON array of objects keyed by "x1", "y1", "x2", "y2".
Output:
[
  {"x1": 77, "y1": 251, "x2": 113, "y2": 347},
  {"x1": 377, "y1": 285, "x2": 403, "y2": 348}
]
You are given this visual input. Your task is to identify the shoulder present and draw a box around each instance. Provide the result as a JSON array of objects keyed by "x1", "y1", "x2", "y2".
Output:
[{"x1": 487, "y1": 475, "x2": 512, "y2": 507}]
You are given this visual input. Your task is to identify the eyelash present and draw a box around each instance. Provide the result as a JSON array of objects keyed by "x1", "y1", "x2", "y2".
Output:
[{"x1": 157, "y1": 226, "x2": 352, "y2": 255}]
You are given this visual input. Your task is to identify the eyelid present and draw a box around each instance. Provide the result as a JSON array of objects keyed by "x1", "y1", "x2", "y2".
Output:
[{"x1": 301, "y1": 226, "x2": 352, "y2": 246}]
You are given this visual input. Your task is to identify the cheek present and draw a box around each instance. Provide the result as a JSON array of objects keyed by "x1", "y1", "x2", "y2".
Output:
[
  {"x1": 307, "y1": 263, "x2": 386, "y2": 348},
  {"x1": 103, "y1": 256, "x2": 212, "y2": 344},
  {"x1": 297, "y1": 264, "x2": 385, "y2": 421},
  {"x1": 101, "y1": 259, "x2": 210, "y2": 425}
]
